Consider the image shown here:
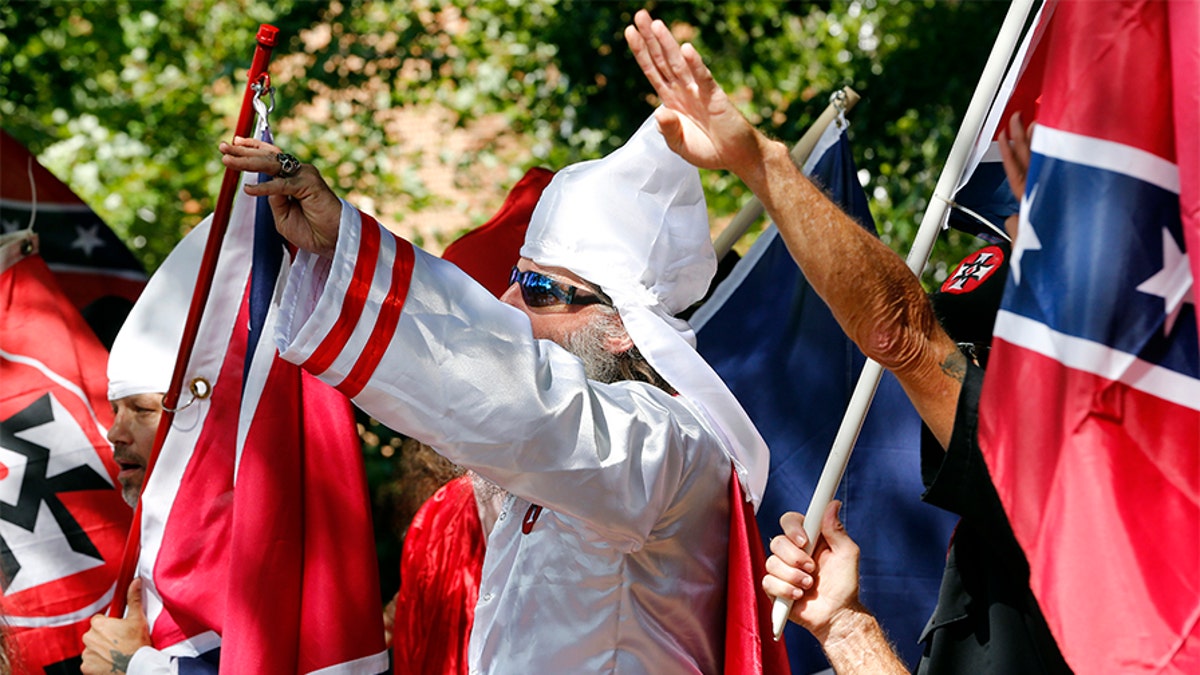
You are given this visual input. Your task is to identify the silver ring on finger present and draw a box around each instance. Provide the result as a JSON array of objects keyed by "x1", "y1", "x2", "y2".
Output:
[{"x1": 276, "y1": 153, "x2": 301, "y2": 179}]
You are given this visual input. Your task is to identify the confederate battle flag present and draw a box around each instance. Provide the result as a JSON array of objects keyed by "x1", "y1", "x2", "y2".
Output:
[{"x1": 978, "y1": 0, "x2": 1199, "y2": 671}]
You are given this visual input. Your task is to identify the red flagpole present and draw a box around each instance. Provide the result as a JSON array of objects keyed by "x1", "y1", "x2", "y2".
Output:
[{"x1": 108, "y1": 23, "x2": 280, "y2": 618}]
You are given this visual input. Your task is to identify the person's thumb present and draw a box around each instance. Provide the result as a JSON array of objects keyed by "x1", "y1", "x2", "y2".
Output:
[
  {"x1": 820, "y1": 500, "x2": 855, "y2": 553},
  {"x1": 653, "y1": 108, "x2": 685, "y2": 153},
  {"x1": 126, "y1": 577, "x2": 145, "y2": 616}
]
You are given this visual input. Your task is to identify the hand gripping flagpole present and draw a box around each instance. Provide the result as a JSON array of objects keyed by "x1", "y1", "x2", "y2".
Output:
[
  {"x1": 713, "y1": 86, "x2": 861, "y2": 260},
  {"x1": 770, "y1": 0, "x2": 1038, "y2": 640},
  {"x1": 109, "y1": 24, "x2": 280, "y2": 618}
]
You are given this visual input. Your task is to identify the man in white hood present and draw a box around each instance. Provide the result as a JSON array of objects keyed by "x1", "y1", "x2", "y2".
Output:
[
  {"x1": 220, "y1": 107, "x2": 772, "y2": 671},
  {"x1": 103, "y1": 242, "x2": 197, "y2": 508},
  {"x1": 81, "y1": 227, "x2": 211, "y2": 675}
]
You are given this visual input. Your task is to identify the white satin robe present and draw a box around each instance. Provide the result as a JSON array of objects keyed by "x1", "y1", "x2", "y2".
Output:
[{"x1": 274, "y1": 205, "x2": 733, "y2": 674}]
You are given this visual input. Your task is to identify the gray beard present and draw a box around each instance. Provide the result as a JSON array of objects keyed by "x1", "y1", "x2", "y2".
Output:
[{"x1": 558, "y1": 316, "x2": 623, "y2": 384}]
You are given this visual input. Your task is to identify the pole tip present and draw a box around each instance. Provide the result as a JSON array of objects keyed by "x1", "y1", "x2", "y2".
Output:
[
  {"x1": 257, "y1": 24, "x2": 280, "y2": 47},
  {"x1": 771, "y1": 596, "x2": 793, "y2": 641}
]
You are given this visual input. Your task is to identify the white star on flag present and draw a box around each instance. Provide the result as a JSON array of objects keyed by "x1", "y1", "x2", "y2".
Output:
[
  {"x1": 71, "y1": 223, "x2": 105, "y2": 257},
  {"x1": 1135, "y1": 227, "x2": 1195, "y2": 336},
  {"x1": 1011, "y1": 183, "x2": 1042, "y2": 285},
  {"x1": 1, "y1": 218, "x2": 23, "y2": 234}
]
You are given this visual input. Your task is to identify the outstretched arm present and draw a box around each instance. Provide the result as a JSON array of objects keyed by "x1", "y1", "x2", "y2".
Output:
[{"x1": 625, "y1": 9, "x2": 963, "y2": 446}]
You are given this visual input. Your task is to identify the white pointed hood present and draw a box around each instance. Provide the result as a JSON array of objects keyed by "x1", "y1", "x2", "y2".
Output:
[{"x1": 521, "y1": 113, "x2": 769, "y2": 507}]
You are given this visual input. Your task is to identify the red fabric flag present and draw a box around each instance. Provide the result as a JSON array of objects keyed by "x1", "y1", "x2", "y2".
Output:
[
  {"x1": 724, "y1": 473, "x2": 790, "y2": 675},
  {"x1": 1173, "y1": 2, "x2": 1200, "y2": 324},
  {"x1": 441, "y1": 167, "x2": 555, "y2": 296},
  {"x1": 979, "y1": 1, "x2": 1199, "y2": 671},
  {"x1": 132, "y1": 167, "x2": 387, "y2": 670},
  {"x1": 0, "y1": 131, "x2": 146, "y2": 313},
  {"x1": 0, "y1": 234, "x2": 132, "y2": 673},
  {"x1": 392, "y1": 475, "x2": 484, "y2": 675}
]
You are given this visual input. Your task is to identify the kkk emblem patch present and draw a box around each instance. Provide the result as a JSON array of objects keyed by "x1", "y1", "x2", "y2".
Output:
[{"x1": 940, "y1": 245, "x2": 1006, "y2": 295}]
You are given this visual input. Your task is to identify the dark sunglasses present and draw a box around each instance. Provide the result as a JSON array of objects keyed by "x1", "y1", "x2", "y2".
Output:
[{"x1": 508, "y1": 266, "x2": 609, "y2": 307}]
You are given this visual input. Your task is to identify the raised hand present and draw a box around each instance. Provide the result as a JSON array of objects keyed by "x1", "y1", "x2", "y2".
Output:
[
  {"x1": 624, "y1": 9, "x2": 764, "y2": 178},
  {"x1": 219, "y1": 136, "x2": 342, "y2": 257},
  {"x1": 998, "y1": 111, "x2": 1034, "y2": 202}
]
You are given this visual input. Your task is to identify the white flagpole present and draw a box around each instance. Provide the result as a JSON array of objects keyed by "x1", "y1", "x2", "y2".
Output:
[{"x1": 771, "y1": 0, "x2": 1040, "y2": 641}]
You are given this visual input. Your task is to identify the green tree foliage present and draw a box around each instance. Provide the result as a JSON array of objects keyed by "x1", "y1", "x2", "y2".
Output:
[
  {"x1": 0, "y1": 0, "x2": 330, "y2": 268},
  {"x1": 3, "y1": 0, "x2": 1009, "y2": 275}
]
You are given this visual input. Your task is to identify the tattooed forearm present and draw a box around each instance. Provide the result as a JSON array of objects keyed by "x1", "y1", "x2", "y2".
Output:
[
  {"x1": 940, "y1": 348, "x2": 967, "y2": 383},
  {"x1": 109, "y1": 650, "x2": 132, "y2": 673}
]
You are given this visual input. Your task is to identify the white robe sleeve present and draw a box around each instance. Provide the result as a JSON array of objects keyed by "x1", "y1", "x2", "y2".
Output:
[
  {"x1": 127, "y1": 647, "x2": 176, "y2": 675},
  {"x1": 274, "y1": 205, "x2": 727, "y2": 550}
]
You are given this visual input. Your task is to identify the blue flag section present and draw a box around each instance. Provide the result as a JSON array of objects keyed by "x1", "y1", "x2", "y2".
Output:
[
  {"x1": 246, "y1": 126, "x2": 288, "y2": 386},
  {"x1": 693, "y1": 123, "x2": 959, "y2": 672},
  {"x1": 949, "y1": 159, "x2": 1019, "y2": 243}
]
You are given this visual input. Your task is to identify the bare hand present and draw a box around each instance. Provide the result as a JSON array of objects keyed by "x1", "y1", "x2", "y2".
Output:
[
  {"x1": 762, "y1": 500, "x2": 864, "y2": 641},
  {"x1": 998, "y1": 111, "x2": 1034, "y2": 202},
  {"x1": 218, "y1": 136, "x2": 342, "y2": 257},
  {"x1": 624, "y1": 9, "x2": 765, "y2": 178},
  {"x1": 81, "y1": 578, "x2": 152, "y2": 674}
]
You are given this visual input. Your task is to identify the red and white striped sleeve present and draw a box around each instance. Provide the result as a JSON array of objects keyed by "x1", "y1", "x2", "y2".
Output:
[
  {"x1": 275, "y1": 202, "x2": 415, "y2": 399},
  {"x1": 274, "y1": 202, "x2": 730, "y2": 548}
]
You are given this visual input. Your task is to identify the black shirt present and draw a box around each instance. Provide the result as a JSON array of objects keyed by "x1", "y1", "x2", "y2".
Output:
[{"x1": 915, "y1": 362, "x2": 1072, "y2": 674}]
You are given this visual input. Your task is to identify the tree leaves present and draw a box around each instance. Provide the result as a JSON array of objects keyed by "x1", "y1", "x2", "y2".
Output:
[{"x1": 2, "y1": 0, "x2": 1004, "y2": 278}]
